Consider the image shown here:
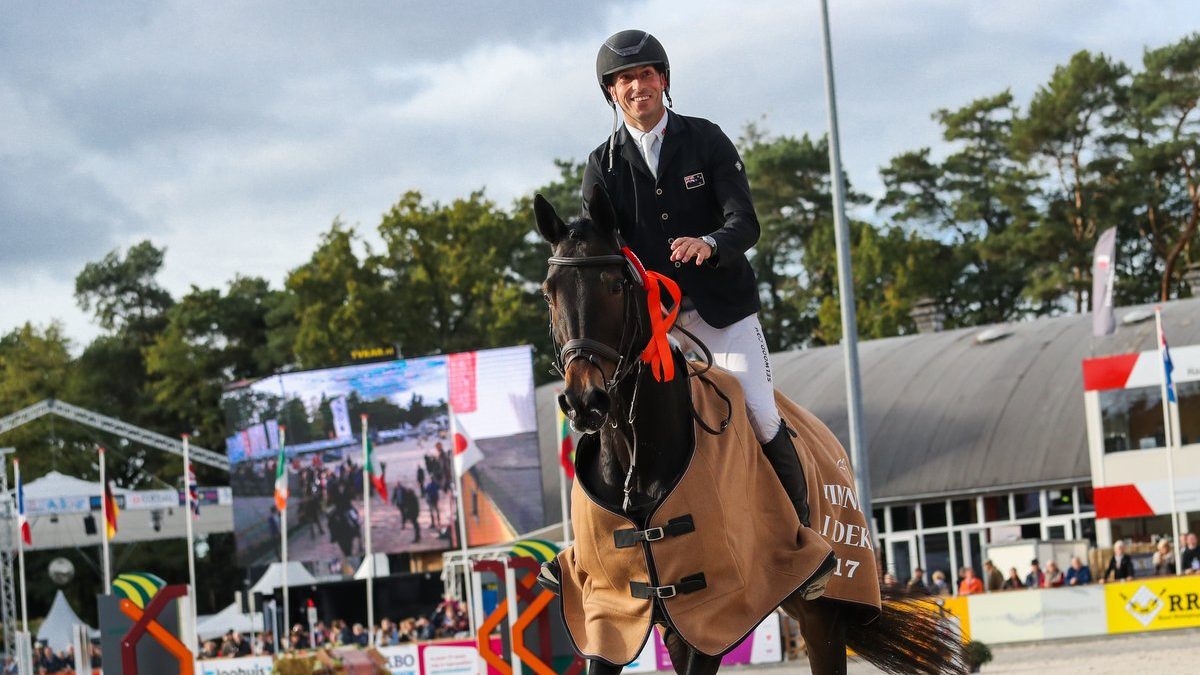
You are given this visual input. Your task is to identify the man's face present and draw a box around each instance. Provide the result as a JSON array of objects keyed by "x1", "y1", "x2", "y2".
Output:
[
  {"x1": 1188, "y1": 533, "x2": 1198, "y2": 548},
  {"x1": 608, "y1": 64, "x2": 667, "y2": 130}
]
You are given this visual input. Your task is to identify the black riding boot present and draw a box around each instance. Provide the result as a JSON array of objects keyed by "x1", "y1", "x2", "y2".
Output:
[{"x1": 761, "y1": 422, "x2": 811, "y2": 527}]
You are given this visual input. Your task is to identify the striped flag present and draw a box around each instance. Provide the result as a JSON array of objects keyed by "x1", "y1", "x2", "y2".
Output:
[
  {"x1": 15, "y1": 459, "x2": 30, "y2": 546},
  {"x1": 556, "y1": 403, "x2": 576, "y2": 480},
  {"x1": 104, "y1": 481, "x2": 120, "y2": 539},
  {"x1": 364, "y1": 432, "x2": 387, "y2": 501},
  {"x1": 274, "y1": 443, "x2": 289, "y2": 512},
  {"x1": 1159, "y1": 320, "x2": 1176, "y2": 404},
  {"x1": 187, "y1": 461, "x2": 200, "y2": 517}
]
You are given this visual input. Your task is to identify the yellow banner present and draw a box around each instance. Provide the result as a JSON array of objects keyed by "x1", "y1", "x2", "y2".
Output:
[
  {"x1": 938, "y1": 596, "x2": 970, "y2": 642},
  {"x1": 1105, "y1": 576, "x2": 1200, "y2": 634}
]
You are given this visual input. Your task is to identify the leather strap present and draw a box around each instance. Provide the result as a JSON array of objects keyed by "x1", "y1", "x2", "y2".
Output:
[
  {"x1": 630, "y1": 573, "x2": 707, "y2": 600},
  {"x1": 613, "y1": 515, "x2": 695, "y2": 549}
]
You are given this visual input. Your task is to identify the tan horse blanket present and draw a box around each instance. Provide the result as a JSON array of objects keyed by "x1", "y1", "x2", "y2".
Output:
[{"x1": 557, "y1": 364, "x2": 880, "y2": 664}]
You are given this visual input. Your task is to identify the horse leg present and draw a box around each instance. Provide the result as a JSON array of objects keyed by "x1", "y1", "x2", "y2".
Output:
[
  {"x1": 661, "y1": 626, "x2": 722, "y2": 675},
  {"x1": 781, "y1": 593, "x2": 846, "y2": 675}
]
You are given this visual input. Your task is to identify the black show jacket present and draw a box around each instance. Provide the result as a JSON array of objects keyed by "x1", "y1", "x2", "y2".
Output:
[{"x1": 582, "y1": 111, "x2": 760, "y2": 329}]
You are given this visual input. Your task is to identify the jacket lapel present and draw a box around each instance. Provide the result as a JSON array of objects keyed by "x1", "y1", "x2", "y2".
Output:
[{"x1": 656, "y1": 111, "x2": 686, "y2": 181}]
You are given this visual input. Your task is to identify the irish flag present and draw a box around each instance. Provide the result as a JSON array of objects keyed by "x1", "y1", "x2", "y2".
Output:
[
  {"x1": 363, "y1": 418, "x2": 387, "y2": 501},
  {"x1": 451, "y1": 410, "x2": 483, "y2": 476},
  {"x1": 274, "y1": 434, "x2": 289, "y2": 512}
]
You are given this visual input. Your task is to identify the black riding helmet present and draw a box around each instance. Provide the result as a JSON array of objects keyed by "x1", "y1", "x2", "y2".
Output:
[{"x1": 595, "y1": 29, "x2": 671, "y2": 106}]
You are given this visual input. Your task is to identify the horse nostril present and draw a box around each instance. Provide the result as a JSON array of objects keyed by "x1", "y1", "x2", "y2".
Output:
[
  {"x1": 557, "y1": 393, "x2": 571, "y2": 416},
  {"x1": 584, "y1": 387, "x2": 612, "y2": 418}
]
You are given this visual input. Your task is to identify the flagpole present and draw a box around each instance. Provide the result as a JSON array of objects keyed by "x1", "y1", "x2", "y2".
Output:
[
  {"x1": 14, "y1": 458, "x2": 28, "y2": 635},
  {"x1": 361, "y1": 415, "x2": 375, "y2": 646},
  {"x1": 99, "y1": 447, "x2": 111, "y2": 595},
  {"x1": 451, "y1": 407, "x2": 469, "y2": 553},
  {"x1": 183, "y1": 435, "x2": 198, "y2": 651},
  {"x1": 280, "y1": 427, "x2": 289, "y2": 651},
  {"x1": 1155, "y1": 306, "x2": 1182, "y2": 573}
]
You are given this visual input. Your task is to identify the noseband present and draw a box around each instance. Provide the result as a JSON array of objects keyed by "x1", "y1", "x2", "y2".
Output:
[{"x1": 546, "y1": 252, "x2": 646, "y2": 390}]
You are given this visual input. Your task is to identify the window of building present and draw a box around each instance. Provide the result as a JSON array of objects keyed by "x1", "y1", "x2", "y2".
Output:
[
  {"x1": 1079, "y1": 487, "x2": 1094, "y2": 511},
  {"x1": 1078, "y1": 517, "x2": 1096, "y2": 545},
  {"x1": 1014, "y1": 492, "x2": 1041, "y2": 519},
  {"x1": 982, "y1": 495, "x2": 1010, "y2": 521},
  {"x1": 951, "y1": 499, "x2": 978, "y2": 525},
  {"x1": 923, "y1": 533, "x2": 952, "y2": 580},
  {"x1": 890, "y1": 505, "x2": 917, "y2": 531},
  {"x1": 1020, "y1": 523, "x2": 1041, "y2": 539},
  {"x1": 1047, "y1": 488, "x2": 1074, "y2": 516},
  {"x1": 1100, "y1": 385, "x2": 1167, "y2": 452},
  {"x1": 872, "y1": 508, "x2": 885, "y2": 534},
  {"x1": 1179, "y1": 380, "x2": 1200, "y2": 446},
  {"x1": 921, "y1": 502, "x2": 947, "y2": 529}
]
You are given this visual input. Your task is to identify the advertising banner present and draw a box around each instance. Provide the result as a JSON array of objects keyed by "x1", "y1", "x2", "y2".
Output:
[
  {"x1": 378, "y1": 644, "x2": 421, "y2": 675},
  {"x1": 195, "y1": 656, "x2": 273, "y2": 675},
  {"x1": 1105, "y1": 576, "x2": 1200, "y2": 634}
]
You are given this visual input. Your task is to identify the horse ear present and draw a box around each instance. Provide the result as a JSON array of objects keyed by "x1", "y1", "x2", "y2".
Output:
[
  {"x1": 587, "y1": 184, "x2": 618, "y2": 236},
  {"x1": 534, "y1": 194, "x2": 566, "y2": 244}
]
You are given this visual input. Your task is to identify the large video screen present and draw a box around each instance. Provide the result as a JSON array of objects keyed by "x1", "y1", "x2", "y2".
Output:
[{"x1": 222, "y1": 345, "x2": 543, "y2": 567}]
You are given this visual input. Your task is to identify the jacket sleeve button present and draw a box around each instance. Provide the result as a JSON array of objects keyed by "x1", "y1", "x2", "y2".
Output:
[
  {"x1": 656, "y1": 188, "x2": 663, "y2": 196},
  {"x1": 674, "y1": 262, "x2": 681, "y2": 268},
  {"x1": 661, "y1": 213, "x2": 669, "y2": 220},
  {"x1": 667, "y1": 237, "x2": 674, "y2": 244}
]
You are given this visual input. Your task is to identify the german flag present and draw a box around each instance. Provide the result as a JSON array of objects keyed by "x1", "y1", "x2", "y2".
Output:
[{"x1": 104, "y1": 481, "x2": 120, "y2": 539}]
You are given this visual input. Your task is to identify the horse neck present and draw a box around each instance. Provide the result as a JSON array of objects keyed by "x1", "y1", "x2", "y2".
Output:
[{"x1": 597, "y1": 350, "x2": 691, "y2": 518}]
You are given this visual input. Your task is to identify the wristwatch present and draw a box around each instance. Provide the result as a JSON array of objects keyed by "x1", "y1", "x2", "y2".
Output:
[{"x1": 700, "y1": 235, "x2": 717, "y2": 252}]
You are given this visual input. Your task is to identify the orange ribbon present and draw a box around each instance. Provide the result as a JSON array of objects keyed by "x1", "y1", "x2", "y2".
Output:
[{"x1": 622, "y1": 247, "x2": 681, "y2": 382}]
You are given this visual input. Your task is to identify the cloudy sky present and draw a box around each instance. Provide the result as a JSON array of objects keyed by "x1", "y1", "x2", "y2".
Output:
[{"x1": 2, "y1": 1, "x2": 1196, "y2": 348}]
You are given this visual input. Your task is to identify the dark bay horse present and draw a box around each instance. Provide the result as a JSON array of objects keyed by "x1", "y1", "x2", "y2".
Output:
[{"x1": 535, "y1": 191, "x2": 966, "y2": 675}]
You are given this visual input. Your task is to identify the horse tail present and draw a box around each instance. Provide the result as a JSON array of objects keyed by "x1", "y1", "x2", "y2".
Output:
[{"x1": 843, "y1": 588, "x2": 969, "y2": 675}]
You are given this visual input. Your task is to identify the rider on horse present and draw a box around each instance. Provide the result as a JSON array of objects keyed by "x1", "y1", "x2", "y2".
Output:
[{"x1": 582, "y1": 29, "x2": 814, "y2": 530}]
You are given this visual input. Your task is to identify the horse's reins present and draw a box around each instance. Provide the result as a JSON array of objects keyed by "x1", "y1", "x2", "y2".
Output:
[{"x1": 547, "y1": 247, "x2": 732, "y2": 511}]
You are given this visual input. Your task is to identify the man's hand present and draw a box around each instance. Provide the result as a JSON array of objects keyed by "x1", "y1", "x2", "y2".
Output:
[{"x1": 670, "y1": 236, "x2": 714, "y2": 265}]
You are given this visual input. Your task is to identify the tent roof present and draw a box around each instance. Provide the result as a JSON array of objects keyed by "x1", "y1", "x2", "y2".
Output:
[
  {"x1": 36, "y1": 590, "x2": 93, "y2": 652},
  {"x1": 196, "y1": 602, "x2": 264, "y2": 641},
  {"x1": 21, "y1": 471, "x2": 130, "y2": 499},
  {"x1": 249, "y1": 561, "x2": 316, "y2": 594}
]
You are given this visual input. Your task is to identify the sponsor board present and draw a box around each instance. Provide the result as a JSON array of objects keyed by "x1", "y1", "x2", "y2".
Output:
[
  {"x1": 1105, "y1": 576, "x2": 1200, "y2": 634},
  {"x1": 937, "y1": 597, "x2": 970, "y2": 642},
  {"x1": 378, "y1": 644, "x2": 420, "y2": 675},
  {"x1": 195, "y1": 656, "x2": 273, "y2": 675},
  {"x1": 420, "y1": 642, "x2": 481, "y2": 675}
]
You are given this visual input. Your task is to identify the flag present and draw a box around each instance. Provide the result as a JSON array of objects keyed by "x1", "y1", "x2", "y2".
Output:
[
  {"x1": 365, "y1": 437, "x2": 387, "y2": 501},
  {"x1": 274, "y1": 445, "x2": 289, "y2": 512},
  {"x1": 1091, "y1": 226, "x2": 1117, "y2": 337},
  {"x1": 187, "y1": 461, "x2": 200, "y2": 517},
  {"x1": 15, "y1": 459, "x2": 30, "y2": 546},
  {"x1": 556, "y1": 403, "x2": 575, "y2": 480},
  {"x1": 451, "y1": 410, "x2": 483, "y2": 476},
  {"x1": 104, "y1": 482, "x2": 120, "y2": 540},
  {"x1": 1160, "y1": 323, "x2": 1176, "y2": 404}
]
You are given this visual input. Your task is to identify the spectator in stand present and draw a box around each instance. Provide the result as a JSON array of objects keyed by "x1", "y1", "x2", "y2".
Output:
[
  {"x1": 200, "y1": 640, "x2": 219, "y2": 659},
  {"x1": 289, "y1": 625, "x2": 310, "y2": 650},
  {"x1": 1182, "y1": 532, "x2": 1200, "y2": 575},
  {"x1": 881, "y1": 572, "x2": 899, "y2": 592},
  {"x1": 332, "y1": 619, "x2": 352, "y2": 646},
  {"x1": 1043, "y1": 560, "x2": 1065, "y2": 587},
  {"x1": 982, "y1": 560, "x2": 1004, "y2": 592},
  {"x1": 352, "y1": 623, "x2": 369, "y2": 647},
  {"x1": 1025, "y1": 559, "x2": 1044, "y2": 588},
  {"x1": 398, "y1": 618, "x2": 417, "y2": 643},
  {"x1": 1153, "y1": 538, "x2": 1176, "y2": 576},
  {"x1": 257, "y1": 631, "x2": 275, "y2": 655},
  {"x1": 929, "y1": 570, "x2": 950, "y2": 596},
  {"x1": 906, "y1": 567, "x2": 930, "y2": 595},
  {"x1": 231, "y1": 630, "x2": 252, "y2": 656},
  {"x1": 1104, "y1": 540, "x2": 1135, "y2": 582},
  {"x1": 311, "y1": 621, "x2": 330, "y2": 648},
  {"x1": 1001, "y1": 567, "x2": 1023, "y2": 590},
  {"x1": 219, "y1": 633, "x2": 239, "y2": 658},
  {"x1": 1065, "y1": 556, "x2": 1092, "y2": 585},
  {"x1": 957, "y1": 567, "x2": 983, "y2": 595},
  {"x1": 414, "y1": 616, "x2": 434, "y2": 641}
]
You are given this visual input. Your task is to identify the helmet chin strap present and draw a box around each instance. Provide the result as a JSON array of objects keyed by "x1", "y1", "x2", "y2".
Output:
[{"x1": 608, "y1": 101, "x2": 620, "y2": 173}]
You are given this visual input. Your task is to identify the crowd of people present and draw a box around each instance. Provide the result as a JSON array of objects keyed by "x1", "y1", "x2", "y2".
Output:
[
  {"x1": 887, "y1": 531, "x2": 1200, "y2": 597},
  {"x1": 197, "y1": 598, "x2": 470, "y2": 660},
  {"x1": 1, "y1": 643, "x2": 102, "y2": 674}
]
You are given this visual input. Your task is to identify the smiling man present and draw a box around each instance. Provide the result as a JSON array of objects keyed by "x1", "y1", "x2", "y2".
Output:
[{"x1": 581, "y1": 30, "x2": 814, "y2": 529}]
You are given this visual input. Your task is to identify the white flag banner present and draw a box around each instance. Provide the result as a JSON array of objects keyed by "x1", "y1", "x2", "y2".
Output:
[
  {"x1": 1092, "y1": 226, "x2": 1117, "y2": 337},
  {"x1": 330, "y1": 396, "x2": 353, "y2": 439}
]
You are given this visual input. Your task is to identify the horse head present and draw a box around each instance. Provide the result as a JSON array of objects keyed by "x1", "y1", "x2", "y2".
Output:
[{"x1": 535, "y1": 189, "x2": 649, "y2": 434}]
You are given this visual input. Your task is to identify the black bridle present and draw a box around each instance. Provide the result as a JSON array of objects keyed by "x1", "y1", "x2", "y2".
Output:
[{"x1": 546, "y1": 252, "x2": 647, "y2": 391}]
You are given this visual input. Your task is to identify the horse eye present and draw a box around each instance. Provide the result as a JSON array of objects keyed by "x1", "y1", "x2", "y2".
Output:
[
  {"x1": 608, "y1": 280, "x2": 624, "y2": 295},
  {"x1": 542, "y1": 293, "x2": 552, "y2": 304}
]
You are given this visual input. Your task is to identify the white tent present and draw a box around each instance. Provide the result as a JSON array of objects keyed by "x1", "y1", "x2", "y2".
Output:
[
  {"x1": 36, "y1": 591, "x2": 94, "y2": 652},
  {"x1": 195, "y1": 603, "x2": 265, "y2": 641},
  {"x1": 248, "y1": 561, "x2": 316, "y2": 595}
]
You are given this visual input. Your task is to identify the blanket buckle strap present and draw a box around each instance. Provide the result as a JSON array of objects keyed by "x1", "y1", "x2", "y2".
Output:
[
  {"x1": 612, "y1": 515, "x2": 695, "y2": 549},
  {"x1": 630, "y1": 573, "x2": 707, "y2": 600}
]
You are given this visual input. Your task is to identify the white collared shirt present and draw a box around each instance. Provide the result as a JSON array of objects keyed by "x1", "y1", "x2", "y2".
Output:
[{"x1": 625, "y1": 111, "x2": 668, "y2": 176}]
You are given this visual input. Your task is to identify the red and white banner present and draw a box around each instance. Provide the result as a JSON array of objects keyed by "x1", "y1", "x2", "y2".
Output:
[
  {"x1": 448, "y1": 351, "x2": 478, "y2": 413},
  {"x1": 1082, "y1": 344, "x2": 1200, "y2": 392},
  {"x1": 1094, "y1": 476, "x2": 1200, "y2": 518}
]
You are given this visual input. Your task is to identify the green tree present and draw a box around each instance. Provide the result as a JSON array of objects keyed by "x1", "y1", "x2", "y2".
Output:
[
  {"x1": 1012, "y1": 51, "x2": 1130, "y2": 312},
  {"x1": 74, "y1": 240, "x2": 174, "y2": 342},
  {"x1": 285, "y1": 221, "x2": 393, "y2": 369}
]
